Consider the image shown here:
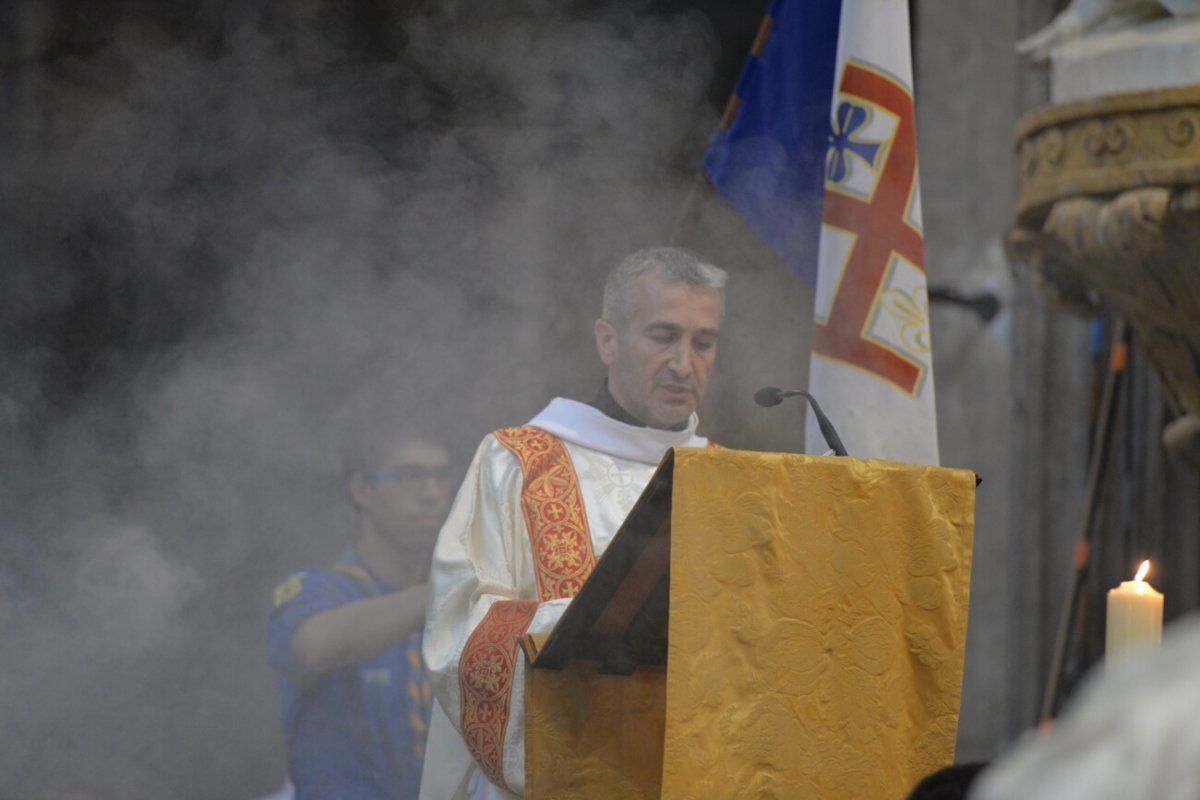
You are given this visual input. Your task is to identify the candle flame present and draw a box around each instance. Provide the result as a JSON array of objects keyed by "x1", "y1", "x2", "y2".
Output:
[{"x1": 1134, "y1": 560, "x2": 1150, "y2": 582}]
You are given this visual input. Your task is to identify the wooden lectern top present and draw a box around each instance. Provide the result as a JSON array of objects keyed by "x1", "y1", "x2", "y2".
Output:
[{"x1": 528, "y1": 450, "x2": 678, "y2": 674}]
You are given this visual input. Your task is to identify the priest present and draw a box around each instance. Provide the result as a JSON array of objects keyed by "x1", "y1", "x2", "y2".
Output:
[{"x1": 419, "y1": 245, "x2": 728, "y2": 799}]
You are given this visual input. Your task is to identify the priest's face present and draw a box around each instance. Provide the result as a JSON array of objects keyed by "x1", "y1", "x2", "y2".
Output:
[{"x1": 595, "y1": 272, "x2": 723, "y2": 430}]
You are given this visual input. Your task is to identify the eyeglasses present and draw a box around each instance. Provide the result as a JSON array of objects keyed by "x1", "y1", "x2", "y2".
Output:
[{"x1": 371, "y1": 465, "x2": 452, "y2": 487}]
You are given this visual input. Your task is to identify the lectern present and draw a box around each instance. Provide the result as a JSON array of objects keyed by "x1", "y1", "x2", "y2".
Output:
[{"x1": 520, "y1": 447, "x2": 976, "y2": 798}]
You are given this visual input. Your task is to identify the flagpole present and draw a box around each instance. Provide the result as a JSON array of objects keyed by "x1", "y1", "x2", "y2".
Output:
[
  {"x1": 670, "y1": 5, "x2": 778, "y2": 246},
  {"x1": 1038, "y1": 317, "x2": 1130, "y2": 725}
]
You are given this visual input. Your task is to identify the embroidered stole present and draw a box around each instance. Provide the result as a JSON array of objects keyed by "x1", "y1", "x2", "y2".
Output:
[{"x1": 457, "y1": 427, "x2": 597, "y2": 790}]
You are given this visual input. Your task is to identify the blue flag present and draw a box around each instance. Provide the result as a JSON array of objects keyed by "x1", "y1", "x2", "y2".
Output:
[
  {"x1": 700, "y1": 0, "x2": 843, "y2": 284},
  {"x1": 705, "y1": 0, "x2": 939, "y2": 465}
]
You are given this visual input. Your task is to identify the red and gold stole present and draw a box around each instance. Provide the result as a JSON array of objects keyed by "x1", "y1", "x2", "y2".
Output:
[{"x1": 457, "y1": 426, "x2": 597, "y2": 790}]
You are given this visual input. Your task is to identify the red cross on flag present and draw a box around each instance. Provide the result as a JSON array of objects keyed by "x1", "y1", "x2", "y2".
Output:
[{"x1": 808, "y1": 0, "x2": 938, "y2": 465}]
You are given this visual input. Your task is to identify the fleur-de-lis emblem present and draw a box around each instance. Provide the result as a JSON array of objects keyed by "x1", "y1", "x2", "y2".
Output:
[
  {"x1": 880, "y1": 286, "x2": 931, "y2": 355},
  {"x1": 827, "y1": 101, "x2": 882, "y2": 184}
]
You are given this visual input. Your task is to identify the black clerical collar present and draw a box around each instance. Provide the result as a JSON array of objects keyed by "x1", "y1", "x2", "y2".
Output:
[{"x1": 588, "y1": 381, "x2": 687, "y2": 432}]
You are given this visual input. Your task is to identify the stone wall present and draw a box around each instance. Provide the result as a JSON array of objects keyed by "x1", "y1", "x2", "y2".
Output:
[
  {"x1": 920, "y1": 0, "x2": 1200, "y2": 763},
  {"x1": 914, "y1": 0, "x2": 1090, "y2": 759}
]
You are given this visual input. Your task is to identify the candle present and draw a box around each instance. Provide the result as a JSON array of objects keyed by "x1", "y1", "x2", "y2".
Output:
[{"x1": 1106, "y1": 560, "x2": 1163, "y2": 661}]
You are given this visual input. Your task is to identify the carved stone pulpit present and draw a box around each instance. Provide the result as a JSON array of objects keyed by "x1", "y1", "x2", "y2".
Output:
[{"x1": 1008, "y1": 18, "x2": 1200, "y2": 467}]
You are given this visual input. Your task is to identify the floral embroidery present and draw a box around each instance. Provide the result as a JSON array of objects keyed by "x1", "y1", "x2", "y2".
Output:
[
  {"x1": 494, "y1": 427, "x2": 597, "y2": 601},
  {"x1": 458, "y1": 600, "x2": 538, "y2": 790}
]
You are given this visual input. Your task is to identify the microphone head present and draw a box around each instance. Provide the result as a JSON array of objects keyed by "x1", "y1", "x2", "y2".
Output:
[{"x1": 753, "y1": 386, "x2": 784, "y2": 407}]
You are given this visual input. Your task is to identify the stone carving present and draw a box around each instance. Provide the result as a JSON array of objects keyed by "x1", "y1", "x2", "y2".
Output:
[
  {"x1": 1016, "y1": 0, "x2": 1199, "y2": 62},
  {"x1": 1004, "y1": 226, "x2": 1101, "y2": 317},
  {"x1": 1010, "y1": 87, "x2": 1200, "y2": 466},
  {"x1": 1015, "y1": 87, "x2": 1200, "y2": 221}
]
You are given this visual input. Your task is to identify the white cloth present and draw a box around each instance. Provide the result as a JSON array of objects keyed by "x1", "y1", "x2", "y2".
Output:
[
  {"x1": 418, "y1": 398, "x2": 707, "y2": 799},
  {"x1": 970, "y1": 612, "x2": 1200, "y2": 800},
  {"x1": 528, "y1": 398, "x2": 708, "y2": 464}
]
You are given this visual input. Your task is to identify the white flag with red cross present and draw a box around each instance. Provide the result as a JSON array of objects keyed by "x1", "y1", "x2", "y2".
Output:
[{"x1": 807, "y1": 0, "x2": 938, "y2": 466}]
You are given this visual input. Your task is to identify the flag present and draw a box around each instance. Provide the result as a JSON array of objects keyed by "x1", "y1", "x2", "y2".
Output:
[
  {"x1": 700, "y1": 0, "x2": 841, "y2": 285},
  {"x1": 702, "y1": 0, "x2": 939, "y2": 466}
]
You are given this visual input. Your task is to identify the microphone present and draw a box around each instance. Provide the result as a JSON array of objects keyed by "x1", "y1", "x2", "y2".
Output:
[
  {"x1": 754, "y1": 386, "x2": 849, "y2": 457},
  {"x1": 752, "y1": 386, "x2": 786, "y2": 407}
]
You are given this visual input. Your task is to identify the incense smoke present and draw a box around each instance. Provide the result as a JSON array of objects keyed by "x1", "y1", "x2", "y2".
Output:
[{"x1": 0, "y1": 2, "x2": 772, "y2": 796}]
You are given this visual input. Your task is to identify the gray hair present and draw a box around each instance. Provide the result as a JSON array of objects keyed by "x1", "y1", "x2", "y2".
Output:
[{"x1": 601, "y1": 246, "x2": 728, "y2": 326}]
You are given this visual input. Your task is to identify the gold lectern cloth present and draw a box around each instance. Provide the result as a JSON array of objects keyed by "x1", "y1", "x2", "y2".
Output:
[
  {"x1": 662, "y1": 449, "x2": 975, "y2": 798},
  {"x1": 524, "y1": 449, "x2": 975, "y2": 799}
]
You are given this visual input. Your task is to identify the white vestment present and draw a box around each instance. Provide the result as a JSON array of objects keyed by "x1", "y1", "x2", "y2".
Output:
[{"x1": 418, "y1": 398, "x2": 708, "y2": 799}]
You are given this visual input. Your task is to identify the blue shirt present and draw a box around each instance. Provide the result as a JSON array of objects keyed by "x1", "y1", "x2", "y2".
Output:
[{"x1": 268, "y1": 548, "x2": 431, "y2": 800}]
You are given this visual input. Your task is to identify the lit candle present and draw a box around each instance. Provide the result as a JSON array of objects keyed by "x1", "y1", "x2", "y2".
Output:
[{"x1": 1106, "y1": 560, "x2": 1163, "y2": 661}]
